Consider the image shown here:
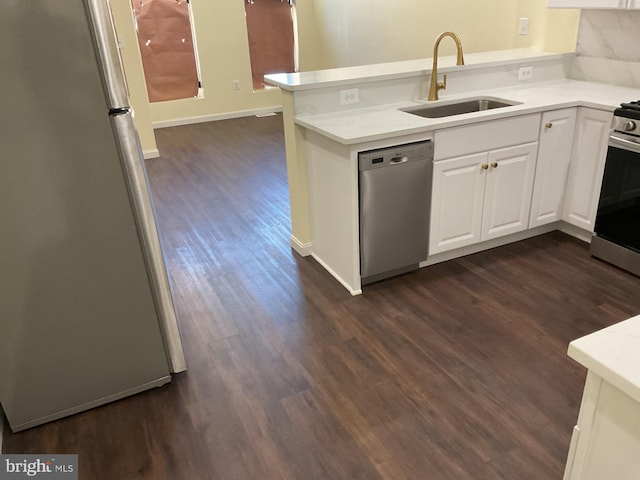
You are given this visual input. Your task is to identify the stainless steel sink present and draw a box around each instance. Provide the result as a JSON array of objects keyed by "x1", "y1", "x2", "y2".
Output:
[{"x1": 401, "y1": 97, "x2": 521, "y2": 118}]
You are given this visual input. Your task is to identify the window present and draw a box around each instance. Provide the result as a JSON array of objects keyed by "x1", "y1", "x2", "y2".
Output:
[
  {"x1": 244, "y1": 0, "x2": 297, "y2": 90},
  {"x1": 131, "y1": 0, "x2": 201, "y2": 103}
]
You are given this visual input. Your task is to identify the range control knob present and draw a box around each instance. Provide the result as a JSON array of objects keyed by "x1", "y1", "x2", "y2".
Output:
[{"x1": 624, "y1": 121, "x2": 637, "y2": 131}]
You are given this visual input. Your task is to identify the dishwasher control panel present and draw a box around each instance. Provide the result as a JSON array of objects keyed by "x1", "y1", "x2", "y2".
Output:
[{"x1": 358, "y1": 140, "x2": 433, "y2": 170}]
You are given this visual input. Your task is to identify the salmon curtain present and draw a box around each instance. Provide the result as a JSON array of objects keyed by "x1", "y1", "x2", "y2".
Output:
[
  {"x1": 132, "y1": 0, "x2": 199, "y2": 103},
  {"x1": 245, "y1": 0, "x2": 295, "y2": 90}
]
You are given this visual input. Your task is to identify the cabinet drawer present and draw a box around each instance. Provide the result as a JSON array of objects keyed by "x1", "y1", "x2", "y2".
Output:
[{"x1": 434, "y1": 113, "x2": 541, "y2": 160}]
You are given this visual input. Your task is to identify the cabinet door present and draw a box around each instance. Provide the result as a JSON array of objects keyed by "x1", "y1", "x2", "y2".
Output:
[
  {"x1": 430, "y1": 152, "x2": 487, "y2": 255},
  {"x1": 627, "y1": 0, "x2": 640, "y2": 9},
  {"x1": 482, "y1": 143, "x2": 538, "y2": 241},
  {"x1": 562, "y1": 108, "x2": 612, "y2": 232},
  {"x1": 530, "y1": 108, "x2": 577, "y2": 228},
  {"x1": 548, "y1": 0, "x2": 627, "y2": 8}
]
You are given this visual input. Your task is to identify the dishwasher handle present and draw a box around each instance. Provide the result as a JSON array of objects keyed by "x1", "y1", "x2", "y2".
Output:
[{"x1": 390, "y1": 156, "x2": 408, "y2": 164}]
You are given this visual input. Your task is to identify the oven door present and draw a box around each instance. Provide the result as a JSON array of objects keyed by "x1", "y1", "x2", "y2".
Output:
[{"x1": 591, "y1": 133, "x2": 640, "y2": 276}]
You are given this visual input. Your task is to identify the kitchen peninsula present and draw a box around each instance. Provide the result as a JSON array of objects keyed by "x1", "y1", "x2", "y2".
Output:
[
  {"x1": 265, "y1": 48, "x2": 640, "y2": 294},
  {"x1": 563, "y1": 315, "x2": 640, "y2": 480}
]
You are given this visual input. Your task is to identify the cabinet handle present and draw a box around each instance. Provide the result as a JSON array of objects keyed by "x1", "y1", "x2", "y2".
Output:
[
  {"x1": 491, "y1": 162, "x2": 498, "y2": 168},
  {"x1": 481, "y1": 164, "x2": 489, "y2": 170},
  {"x1": 546, "y1": 122, "x2": 553, "y2": 129}
]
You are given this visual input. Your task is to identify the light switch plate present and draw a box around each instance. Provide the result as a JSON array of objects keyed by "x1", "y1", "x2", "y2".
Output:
[{"x1": 519, "y1": 17, "x2": 529, "y2": 36}]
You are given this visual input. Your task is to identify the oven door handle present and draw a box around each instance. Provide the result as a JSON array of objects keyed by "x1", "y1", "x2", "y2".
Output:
[{"x1": 609, "y1": 134, "x2": 640, "y2": 154}]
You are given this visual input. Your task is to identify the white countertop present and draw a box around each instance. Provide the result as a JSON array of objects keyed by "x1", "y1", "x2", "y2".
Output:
[
  {"x1": 265, "y1": 48, "x2": 570, "y2": 91},
  {"x1": 296, "y1": 79, "x2": 640, "y2": 145},
  {"x1": 569, "y1": 315, "x2": 640, "y2": 404}
]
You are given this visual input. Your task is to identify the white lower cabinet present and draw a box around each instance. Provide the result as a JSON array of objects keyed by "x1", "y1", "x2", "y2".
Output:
[
  {"x1": 529, "y1": 108, "x2": 577, "y2": 228},
  {"x1": 430, "y1": 152, "x2": 486, "y2": 253},
  {"x1": 430, "y1": 143, "x2": 538, "y2": 255},
  {"x1": 483, "y1": 144, "x2": 538, "y2": 240},
  {"x1": 562, "y1": 108, "x2": 612, "y2": 232}
]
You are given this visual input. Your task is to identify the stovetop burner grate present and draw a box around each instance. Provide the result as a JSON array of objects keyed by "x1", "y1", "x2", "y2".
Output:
[
  {"x1": 620, "y1": 101, "x2": 640, "y2": 111},
  {"x1": 614, "y1": 100, "x2": 640, "y2": 122}
]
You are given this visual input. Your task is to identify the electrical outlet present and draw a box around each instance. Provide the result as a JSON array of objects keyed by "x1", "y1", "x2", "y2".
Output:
[
  {"x1": 519, "y1": 17, "x2": 529, "y2": 36},
  {"x1": 340, "y1": 88, "x2": 360, "y2": 105},
  {"x1": 233, "y1": 80, "x2": 240, "y2": 90},
  {"x1": 518, "y1": 66, "x2": 533, "y2": 81}
]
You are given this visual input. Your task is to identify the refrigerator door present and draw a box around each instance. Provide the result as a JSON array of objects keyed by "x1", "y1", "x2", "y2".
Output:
[
  {"x1": 85, "y1": 0, "x2": 130, "y2": 109},
  {"x1": 112, "y1": 111, "x2": 187, "y2": 373},
  {"x1": 88, "y1": 0, "x2": 186, "y2": 371},
  {"x1": 0, "y1": 0, "x2": 175, "y2": 431}
]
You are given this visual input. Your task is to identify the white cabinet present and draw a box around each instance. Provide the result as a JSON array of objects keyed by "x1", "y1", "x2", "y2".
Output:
[
  {"x1": 548, "y1": 0, "x2": 629, "y2": 8},
  {"x1": 430, "y1": 143, "x2": 538, "y2": 255},
  {"x1": 430, "y1": 153, "x2": 486, "y2": 253},
  {"x1": 430, "y1": 114, "x2": 540, "y2": 256},
  {"x1": 483, "y1": 144, "x2": 538, "y2": 240},
  {"x1": 529, "y1": 108, "x2": 577, "y2": 228},
  {"x1": 562, "y1": 108, "x2": 611, "y2": 232}
]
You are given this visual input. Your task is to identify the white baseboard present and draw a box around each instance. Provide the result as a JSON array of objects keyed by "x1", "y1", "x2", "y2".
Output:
[
  {"x1": 290, "y1": 235, "x2": 362, "y2": 295},
  {"x1": 311, "y1": 253, "x2": 362, "y2": 296},
  {"x1": 143, "y1": 148, "x2": 160, "y2": 159},
  {"x1": 152, "y1": 106, "x2": 283, "y2": 129},
  {"x1": 423, "y1": 223, "x2": 559, "y2": 267},
  {"x1": 290, "y1": 235, "x2": 312, "y2": 257},
  {"x1": 558, "y1": 222, "x2": 593, "y2": 243},
  {"x1": 423, "y1": 222, "x2": 592, "y2": 268}
]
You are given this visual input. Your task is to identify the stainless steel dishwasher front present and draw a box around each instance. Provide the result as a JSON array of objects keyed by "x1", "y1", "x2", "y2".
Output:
[{"x1": 359, "y1": 140, "x2": 433, "y2": 285}]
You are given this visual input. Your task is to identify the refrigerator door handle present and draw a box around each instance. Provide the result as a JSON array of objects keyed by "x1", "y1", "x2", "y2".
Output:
[
  {"x1": 111, "y1": 112, "x2": 187, "y2": 373},
  {"x1": 85, "y1": 0, "x2": 130, "y2": 109}
]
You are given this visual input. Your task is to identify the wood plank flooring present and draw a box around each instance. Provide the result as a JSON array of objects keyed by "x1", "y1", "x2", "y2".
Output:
[{"x1": 4, "y1": 114, "x2": 640, "y2": 479}]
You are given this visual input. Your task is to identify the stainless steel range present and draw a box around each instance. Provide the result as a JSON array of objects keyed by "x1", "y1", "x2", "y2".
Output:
[{"x1": 591, "y1": 101, "x2": 640, "y2": 276}]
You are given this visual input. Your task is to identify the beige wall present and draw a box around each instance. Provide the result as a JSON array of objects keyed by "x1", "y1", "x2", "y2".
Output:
[
  {"x1": 110, "y1": 0, "x2": 158, "y2": 154},
  {"x1": 312, "y1": 0, "x2": 580, "y2": 67},
  {"x1": 515, "y1": 1, "x2": 580, "y2": 53},
  {"x1": 112, "y1": 0, "x2": 579, "y2": 129}
]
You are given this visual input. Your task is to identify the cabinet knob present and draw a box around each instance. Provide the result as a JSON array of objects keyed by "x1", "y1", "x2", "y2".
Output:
[
  {"x1": 481, "y1": 164, "x2": 489, "y2": 170},
  {"x1": 546, "y1": 122, "x2": 553, "y2": 129},
  {"x1": 491, "y1": 162, "x2": 498, "y2": 168}
]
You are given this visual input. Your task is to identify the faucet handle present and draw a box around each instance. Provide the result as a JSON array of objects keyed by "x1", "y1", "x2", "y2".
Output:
[{"x1": 438, "y1": 74, "x2": 447, "y2": 92}]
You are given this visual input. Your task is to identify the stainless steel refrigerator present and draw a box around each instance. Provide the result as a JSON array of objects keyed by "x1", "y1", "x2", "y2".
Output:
[{"x1": 0, "y1": 0, "x2": 186, "y2": 432}]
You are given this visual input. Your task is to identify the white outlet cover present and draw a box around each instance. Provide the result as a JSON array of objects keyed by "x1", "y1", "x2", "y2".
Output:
[
  {"x1": 518, "y1": 66, "x2": 533, "y2": 81},
  {"x1": 340, "y1": 88, "x2": 360, "y2": 105}
]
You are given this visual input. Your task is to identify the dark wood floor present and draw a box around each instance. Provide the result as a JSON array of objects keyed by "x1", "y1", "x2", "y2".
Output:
[{"x1": 4, "y1": 114, "x2": 640, "y2": 479}]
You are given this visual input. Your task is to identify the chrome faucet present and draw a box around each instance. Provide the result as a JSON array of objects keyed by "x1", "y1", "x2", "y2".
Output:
[{"x1": 427, "y1": 32, "x2": 465, "y2": 101}]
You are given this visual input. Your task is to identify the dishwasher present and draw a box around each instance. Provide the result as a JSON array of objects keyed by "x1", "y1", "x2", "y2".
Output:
[{"x1": 359, "y1": 140, "x2": 433, "y2": 285}]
